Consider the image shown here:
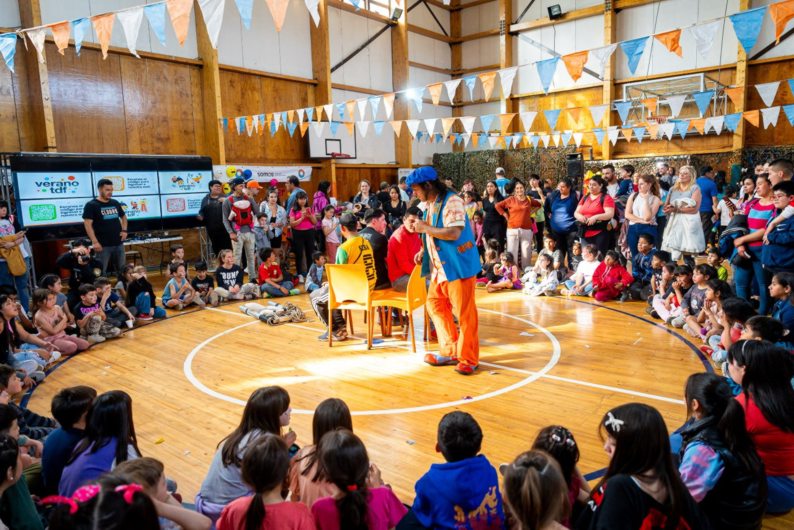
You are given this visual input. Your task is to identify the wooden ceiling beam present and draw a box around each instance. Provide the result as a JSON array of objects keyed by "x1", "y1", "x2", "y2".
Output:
[{"x1": 510, "y1": 4, "x2": 603, "y2": 34}]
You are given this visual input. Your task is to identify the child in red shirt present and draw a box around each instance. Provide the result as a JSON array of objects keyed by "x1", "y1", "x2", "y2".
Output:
[
  {"x1": 591, "y1": 250, "x2": 633, "y2": 302},
  {"x1": 258, "y1": 248, "x2": 299, "y2": 298}
]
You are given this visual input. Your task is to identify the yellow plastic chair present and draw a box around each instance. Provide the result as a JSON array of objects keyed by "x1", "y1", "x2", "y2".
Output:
[
  {"x1": 326, "y1": 264, "x2": 373, "y2": 349},
  {"x1": 370, "y1": 265, "x2": 428, "y2": 353}
]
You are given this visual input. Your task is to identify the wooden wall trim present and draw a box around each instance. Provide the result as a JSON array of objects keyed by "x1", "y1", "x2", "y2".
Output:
[
  {"x1": 409, "y1": 61, "x2": 453, "y2": 75},
  {"x1": 392, "y1": 0, "x2": 412, "y2": 167},
  {"x1": 601, "y1": 3, "x2": 616, "y2": 160},
  {"x1": 219, "y1": 64, "x2": 317, "y2": 85},
  {"x1": 453, "y1": 28, "x2": 500, "y2": 43},
  {"x1": 195, "y1": 0, "x2": 225, "y2": 165},
  {"x1": 511, "y1": 82, "x2": 602, "y2": 100},
  {"x1": 450, "y1": 0, "x2": 464, "y2": 152},
  {"x1": 455, "y1": 0, "x2": 497, "y2": 10},
  {"x1": 407, "y1": 23, "x2": 452, "y2": 43},
  {"x1": 452, "y1": 63, "x2": 500, "y2": 76},
  {"x1": 510, "y1": 4, "x2": 603, "y2": 34},
  {"x1": 327, "y1": 0, "x2": 395, "y2": 24},
  {"x1": 336, "y1": 163, "x2": 400, "y2": 168},
  {"x1": 424, "y1": 0, "x2": 454, "y2": 11},
  {"x1": 733, "y1": 0, "x2": 750, "y2": 151},
  {"x1": 18, "y1": 0, "x2": 56, "y2": 152},
  {"x1": 332, "y1": 83, "x2": 385, "y2": 96},
  {"x1": 36, "y1": 34, "x2": 203, "y2": 66},
  {"x1": 748, "y1": 54, "x2": 794, "y2": 66},
  {"x1": 617, "y1": 64, "x2": 737, "y2": 85}
]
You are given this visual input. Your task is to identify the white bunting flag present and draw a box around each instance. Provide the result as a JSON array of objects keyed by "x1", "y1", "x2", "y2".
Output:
[
  {"x1": 358, "y1": 121, "x2": 370, "y2": 137},
  {"x1": 305, "y1": 0, "x2": 321, "y2": 26},
  {"x1": 488, "y1": 136, "x2": 499, "y2": 149},
  {"x1": 117, "y1": 7, "x2": 145, "y2": 57},
  {"x1": 573, "y1": 132, "x2": 584, "y2": 148},
  {"x1": 444, "y1": 79, "x2": 462, "y2": 102},
  {"x1": 519, "y1": 111, "x2": 537, "y2": 132},
  {"x1": 756, "y1": 81, "x2": 780, "y2": 107},
  {"x1": 460, "y1": 133, "x2": 470, "y2": 147},
  {"x1": 245, "y1": 117, "x2": 255, "y2": 136},
  {"x1": 540, "y1": 134, "x2": 550, "y2": 148},
  {"x1": 405, "y1": 119, "x2": 421, "y2": 138},
  {"x1": 706, "y1": 115, "x2": 724, "y2": 135},
  {"x1": 659, "y1": 122, "x2": 675, "y2": 140},
  {"x1": 688, "y1": 20, "x2": 722, "y2": 59},
  {"x1": 499, "y1": 66, "x2": 518, "y2": 98},
  {"x1": 551, "y1": 133, "x2": 560, "y2": 147},
  {"x1": 311, "y1": 121, "x2": 326, "y2": 138},
  {"x1": 27, "y1": 28, "x2": 47, "y2": 63},
  {"x1": 356, "y1": 99, "x2": 369, "y2": 121},
  {"x1": 323, "y1": 104, "x2": 334, "y2": 121},
  {"x1": 272, "y1": 113, "x2": 281, "y2": 129},
  {"x1": 459, "y1": 116, "x2": 476, "y2": 134},
  {"x1": 666, "y1": 95, "x2": 687, "y2": 118},
  {"x1": 588, "y1": 104, "x2": 608, "y2": 126},
  {"x1": 297, "y1": 108, "x2": 305, "y2": 124},
  {"x1": 424, "y1": 118, "x2": 438, "y2": 134},
  {"x1": 587, "y1": 44, "x2": 617, "y2": 78},
  {"x1": 198, "y1": 0, "x2": 225, "y2": 48},
  {"x1": 607, "y1": 127, "x2": 620, "y2": 145},
  {"x1": 761, "y1": 106, "x2": 780, "y2": 129}
]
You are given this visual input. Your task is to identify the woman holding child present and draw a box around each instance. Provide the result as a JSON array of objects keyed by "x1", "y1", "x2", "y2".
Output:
[{"x1": 661, "y1": 166, "x2": 704, "y2": 268}]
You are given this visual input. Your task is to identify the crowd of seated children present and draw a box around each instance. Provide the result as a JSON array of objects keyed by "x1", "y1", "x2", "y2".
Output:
[{"x1": 257, "y1": 248, "x2": 300, "y2": 298}]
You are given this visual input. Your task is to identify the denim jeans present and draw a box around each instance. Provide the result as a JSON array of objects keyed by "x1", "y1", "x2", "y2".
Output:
[
  {"x1": 733, "y1": 247, "x2": 771, "y2": 314},
  {"x1": 96, "y1": 244, "x2": 125, "y2": 277},
  {"x1": 0, "y1": 260, "x2": 30, "y2": 313},
  {"x1": 135, "y1": 292, "x2": 167, "y2": 318},
  {"x1": 627, "y1": 223, "x2": 658, "y2": 259},
  {"x1": 563, "y1": 279, "x2": 593, "y2": 295},
  {"x1": 261, "y1": 281, "x2": 294, "y2": 297}
]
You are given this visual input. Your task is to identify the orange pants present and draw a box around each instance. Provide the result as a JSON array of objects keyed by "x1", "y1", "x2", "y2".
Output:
[{"x1": 426, "y1": 276, "x2": 479, "y2": 367}]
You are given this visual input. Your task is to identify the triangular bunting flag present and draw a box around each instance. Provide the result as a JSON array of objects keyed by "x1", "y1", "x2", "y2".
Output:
[
  {"x1": 246, "y1": 116, "x2": 254, "y2": 136},
  {"x1": 50, "y1": 21, "x2": 71, "y2": 55},
  {"x1": 198, "y1": 0, "x2": 225, "y2": 48},
  {"x1": 692, "y1": 90, "x2": 714, "y2": 116},
  {"x1": 688, "y1": 20, "x2": 721, "y2": 59},
  {"x1": 373, "y1": 121, "x2": 385, "y2": 135},
  {"x1": 166, "y1": 0, "x2": 193, "y2": 46},
  {"x1": 463, "y1": 76, "x2": 477, "y2": 99},
  {"x1": 343, "y1": 121, "x2": 355, "y2": 136},
  {"x1": 567, "y1": 107, "x2": 581, "y2": 124},
  {"x1": 519, "y1": 111, "x2": 536, "y2": 132},
  {"x1": 444, "y1": 79, "x2": 462, "y2": 102},
  {"x1": 561, "y1": 51, "x2": 588, "y2": 82},
  {"x1": 471, "y1": 133, "x2": 480, "y2": 148},
  {"x1": 0, "y1": 34, "x2": 17, "y2": 72},
  {"x1": 621, "y1": 128, "x2": 633, "y2": 142},
  {"x1": 328, "y1": 121, "x2": 340, "y2": 135},
  {"x1": 306, "y1": 107, "x2": 314, "y2": 122},
  {"x1": 659, "y1": 122, "x2": 675, "y2": 140},
  {"x1": 561, "y1": 131, "x2": 572, "y2": 146},
  {"x1": 620, "y1": 37, "x2": 649, "y2": 76},
  {"x1": 587, "y1": 44, "x2": 617, "y2": 78},
  {"x1": 761, "y1": 106, "x2": 780, "y2": 129},
  {"x1": 405, "y1": 120, "x2": 420, "y2": 139},
  {"x1": 480, "y1": 114, "x2": 495, "y2": 132},
  {"x1": 311, "y1": 121, "x2": 326, "y2": 138},
  {"x1": 117, "y1": 7, "x2": 145, "y2": 57},
  {"x1": 335, "y1": 103, "x2": 346, "y2": 121},
  {"x1": 356, "y1": 100, "x2": 368, "y2": 121},
  {"x1": 499, "y1": 114, "x2": 515, "y2": 134},
  {"x1": 424, "y1": 118, "x2": 438, "y2": 134},
  {"x1": 540, "y1": 134, "x2": 550, "y2": 148},
  {"x1": 647, "y1": 122, "x2": 659, "y2": 138},
  {"x1": 674, "y1": 120, "x2": 690, "y2": 139},
  {"x1": 499, "y1": 66, "x2": 518, "y2": 97},
  {"x1": 305, "y1": 0, "x2": 320, "y2": 24},
  {"x1": 756, "y1": 81, "x2": 780, "y2": 107},
  {"x1": 408, "y1": 90, "x2": 423, "y2": 112},
  {"x1": 724, "y1": 113, "x2": 741, "y2": 132},
  {"x1": 529, "y1": 134, "x2": 540, "y2": 148},
  {"x1": 299, "y1": 121, "x2": 310, "y2": 137},
  {"x1": 457, "y1": 116, "x2": 474, "y2": 134},
  {"x1": 724, "y1": 86, "x2": 745, "y2": 108},
  {"x1": 428, "y1": 83, "x2": 443, "y2": 106},
  {"x1": 91, "y1": 14, "x2": 115, "y2": 59},
  {"x1": 666, "y1": 95, "x2": 687, "y2": 118},
  {"x1": 705, "y1": 116, "x2": 724, "y2": 134},
  {"x1": 743, "y1": 110, "x2": 760, "y2": 127},
  {"x1": 607, "y1": 128, "x2": 620, "y2": 145},
  {"x1": 729, "y1": 7, "x2": 767, "y2": 53},
  {"x1": 287, "y1": 121, "x2": 299, "y2": 137},
  {"x1": 72, "y1": 17, "x2": 91, "y2": 55},
  {"x1": 573, "y1": 132, "x2": 584, "y2": 148},
  {"x1": 633, "y1": 126, "x2": 646, "y2": 143},
  {"x1": 544, "y1": 109, "x2": 562, "y2": 130},
  {"x1": 144, "y1": 4, "x2": 168, "y2": 46},
  {"x1": 641, "y1": 98, "x2": 658, "y2": 115},
  {"x1": 345, "y1": 101, "x2": 356, "y2": 121},
  {"x1": 536, "y1": 57, "x2": 560, "y2": 94},
  {"x1": 769, "y1": 0, "x2": 794, "y2": 44},
  {"x1": 593, "y1": 128, "x2": 605, "y2": 144},
  {"x1": 783, "y1": 105, "x2": 794, "y2": 126},
  {"x1": 390, "y1": 120, "x2": 402, "y2": 137},
  {"x1": 26, "y1": 28, "x2": 47, "y2": 63},
  {"x1": 654, "y1": 29, "x2": 682, "y2": 57},
  {"x1": 287, "y1": 110, "x2": 295, "y2": 123},
  {"x1": 264, "y1": 0, "x2": 290, "y2": 32},
  {"x1": 441, "y1": 117, "x2": 455, "y2": 137},
  {"x1": 552, "y1": 133, "x2": 561, "y2": 147},
  {"x1": 235, "y1": 0, "x2": 254, "y2": 29},
  {"x1": 614, "y1": 100, "x2": 632, "y2": 125},
  {"x1": 690, "y1": 118, "x2": 706, "y2": 134},
  {"x1": 479, "y1": 72, "x2": 497, "y2": 101},
  {"x1": 323, "y1": 104, "x2": 334, "y2": 121},
  {"x1": 382, "y1": 94, "x2": 394, "y2": 119},
  {"x1": 488, "y1": 136, "x2": 499, "y2": 149},
  {"x1": 588, "y1": 104, "x2": 608, "y2": 126}
]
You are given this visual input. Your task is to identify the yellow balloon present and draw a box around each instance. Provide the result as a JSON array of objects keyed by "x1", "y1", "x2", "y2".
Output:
[
  {"x1": 222, "y1": 182, "x2": 231, "y2": 194},
  {"x1": 225, "y1": 166, "x2": 237, "y2": 178}
]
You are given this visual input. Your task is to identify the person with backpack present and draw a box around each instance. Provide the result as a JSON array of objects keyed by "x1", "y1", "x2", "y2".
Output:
[
  {"x1": 573, "y1": 176, "x2": 614, "y2": 257},
  {"x1": 222, "y1": 178, "x2": 259, "y2": 282}
]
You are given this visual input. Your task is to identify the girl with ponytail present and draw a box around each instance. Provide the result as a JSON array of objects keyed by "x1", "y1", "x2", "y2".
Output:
[
  {"x1": 216, "y1": 434, "x2": 314, "y2": 530},
  {"x1": 678, "y1": 372, "x2": 765, "y2": 530},
  {"x1": 312, "y1": 429, "x2": 406, "y2": 530},
  {"x1": 502, "y1": 450, "x2": 568, "y2": 530}
]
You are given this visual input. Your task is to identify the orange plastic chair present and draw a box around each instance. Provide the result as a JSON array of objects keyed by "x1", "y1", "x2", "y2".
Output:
[
  {"x1": 370, "y1": 265, "x2": 428, "y2": 353},
  {"x1": 326, "y1": 264, "x2": 373, "y2": 348}
]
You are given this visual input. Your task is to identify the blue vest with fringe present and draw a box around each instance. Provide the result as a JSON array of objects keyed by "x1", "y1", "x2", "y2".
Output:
[{"x1": 421, "y1": 190, "x2": 481, "y2": 282}]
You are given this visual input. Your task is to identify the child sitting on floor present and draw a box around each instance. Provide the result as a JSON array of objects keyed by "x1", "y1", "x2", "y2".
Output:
[
  {"x1": 32, "y1": 289, "x2": 90, "y2": 356},
  {"x1": 126, "y1": 266, "x2": 166, "y2": 321},
  {"x1": 0, "y1": 293, "x2": 60, "y2": 374},
  {"x1": 162, "y1": 263, "x2": 204, "y2": 311},
  {"x1": 214, "y1": 249, "x2": 258, "y2": 302},
  {"x1": 169, "y1": 244, "x2": 185, "y2": 270},
  {"x1": 686, "y1": 279, "x2": 731, "y2": 342},
  {"x1": 191, "y1": 261, "x2": 219, "y2": 307},
  {"x1": 114, "y1": 264, "x2": 134, "y2": 305},
  {"x1": 305, "y1": 251, "x2": 326, "y2": 294},
  {"x1": 652, "y1": 265, "x2": 693, "y2": 324},
  {"x1": 591, "y1": 250, "x2": 633, "y2": 302},
  {"x1": 522, "y1": 253, "x2": 559, "y2": 297},
  {"x1": 477, "y1": 248, "x2": 499, "y2": 286},
  {"x1": 567, "y1": 240, "x2": 583, "y2": 275},
  {"x1": 705, "y1": 297, "x2": 756, "y2": 366},
  {"x1": 707, "y1": 249, "x2": 728, "y2": 281},
  {"x1": 399, "y1": 411, "x2": 505, "y2": 529},
  {"x1": 96, "y1": 277, "x2": 135, "y2": 328},
  {"x1": 561, "y1": 244, "x2": 600, "y2": 296},
  {"x1": 72, "y1": 284, "x2": 121, "y2": 344},
  {"x1": 669, "y1": 264, "x2": 716, "y2": 329},
  {"x1": 537, "y1": 234, "x2": 566, "y2": 281},
  {"x1": 487, "y1": 252, "x2": 522, "y2": 293},
  {"x1": 625, "y1": 234, "x2": 656, "y2": 301},
  {"x1": 258, "y1": 248, "x2": 299, "y2": 298},
  {"x1": 0, "y1": 365, "x2": 56, "y2": 441},
  {"x1": 40, "y1": 274, "x2": 77, "y2": 333}
]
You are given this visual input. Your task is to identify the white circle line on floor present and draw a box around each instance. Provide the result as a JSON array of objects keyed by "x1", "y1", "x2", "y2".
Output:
[{"x1": 183, "y1": 307, "x2": 561, "y2": 416}]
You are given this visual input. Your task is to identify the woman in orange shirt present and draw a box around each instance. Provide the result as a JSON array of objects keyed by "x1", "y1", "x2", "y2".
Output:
[{"x1": 495, "y1": 179, "x2": 542, "y2": 271}]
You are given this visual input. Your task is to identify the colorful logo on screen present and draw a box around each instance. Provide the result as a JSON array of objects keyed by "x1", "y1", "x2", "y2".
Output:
[
  {"x1": 34, "y1": 175, "x2": 80, "y2": 195},
  {"x1": 104, "y1": 176, "x2": 126, "y2": 191},
  {"x1": 166, "y1": 198, "x2": 186, "y2": 213},
  {"x1": 28, "y1": 204, "x2": 57, "y2": 221},
  {"x1": 169, "y1": 173, "x2": 203, "y2": 191},
  {"x1": 118, "y1": 199, "x2": 149, "y2": 217}
]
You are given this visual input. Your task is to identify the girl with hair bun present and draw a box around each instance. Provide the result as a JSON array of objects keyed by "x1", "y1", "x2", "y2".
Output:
[
  {"x1": 532, "y1": 426, "x2": 590, "y2": 524},
  {"x1": 502, "y1": 449, "x2": 568, "y2": 530}
]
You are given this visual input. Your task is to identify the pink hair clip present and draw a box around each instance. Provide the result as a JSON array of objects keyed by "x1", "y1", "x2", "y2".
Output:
[
  {"x1": 72, "y1": 484, "x2": 101, "y2": 503},
  {"x1": 39, "y1": 495, "x2": 79, "y2": 515},
  {"x1": 115, "y1": 483, "x2": 144, "y2": 504}
]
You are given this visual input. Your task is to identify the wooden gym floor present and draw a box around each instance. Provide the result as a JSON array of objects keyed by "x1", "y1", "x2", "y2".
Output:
[{"x1": 23, "y1": 290, "x2": 794, "y2": 528}]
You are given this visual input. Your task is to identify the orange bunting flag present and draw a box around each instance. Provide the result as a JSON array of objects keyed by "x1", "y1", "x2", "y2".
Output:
[
  {"x1": 315, "y1": 106, "x2": 324, "y2": 121},
  {"x1": 641, "y1": 98, "x2": 658, "y2": 115},
  {"x1": 344, "y1": 121, "x2": 355, "y2": 136},
  {"x1": 647, "y1": 123, "x2": 659, "y2": 138},
  {"x1": 690, "y1": 118, "x2": 706, "y2": 134},
  {"x1": 166, "y1": 0, "x2": 193, "y2": 45},
  {"x1": 499, "y1": 114, "x2": 515, "y2": 134},
  {"x1": 471, "y1": 133, "x2": 480, "y2": 148},
  {"x1": 621, "y1": 128, "x2": 633, "y2": 141},
  {"x1": 724, "y1": 87, "x2": 745, "y2": 108},
  {"x1": 566, "y1": 107, "x2": 581, "y2": 125},
  {"x1": 561, "y1": 51, "x2": 589, "y2": 82},
  {"x1": 265, "y1": 0, "x2": 290, "y2": 32},
  {"x1": 654, "y1": 29, "x2": 683, "y2": 57},
  {"x1": 50, "y1": 21, "x2": 71, "y2": 55},
  {"x1": 390, "y1": 120, "x2": 402, "y2": 138},
  {"x1": 479, "y1": 72, "x2": 497, "y2": 101},
  {"x1": 300, "y1": 122, "x2": 310, "y2": 137},
  {"x1": 428, "y1": 83, "x2": 444, "y2": 106},
  {"x1": 441, "y1": 117, "x2": 456, "y2": 137},
  {"x1": 91, "y1": 14, "x2": 115, "y2": 59},
  {"x1": 382, "y1": 93, "x2": 395, "y2": 118},
  {"x1": 496, "y1": 136, "x2": 506, "y2": 149},
  {"x1": 743, "y1": 110, "x2": 760, "y2": 128},
  {"x1": 287, "y1": 110, "x2": 296, "y2": 123},
  {"x1": 769, "y1": 0, "x2": 794, "y2": 44},
  {"x1": 345, "y1": 101, "x2": 356, "y2": 121}
]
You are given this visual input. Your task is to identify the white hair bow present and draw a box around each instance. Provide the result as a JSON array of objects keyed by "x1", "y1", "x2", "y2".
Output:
[{"x1": 605, "y1": 412, "x2": 625, "y2": 432}]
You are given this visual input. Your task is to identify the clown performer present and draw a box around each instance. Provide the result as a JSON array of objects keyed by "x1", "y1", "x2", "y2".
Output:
[{"x1": 407, "y1": 166, "x2": 481, "y2": 375}]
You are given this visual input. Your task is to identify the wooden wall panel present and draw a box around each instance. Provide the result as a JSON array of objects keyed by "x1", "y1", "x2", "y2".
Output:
[
  {"x1": 0, "y1": 69, "x2": 21, "y2": 152},
  {"x1": 745, "y1": 60, "x2": 794, "y2": 147},
  {"x1": 220, "y1": 69, "x2": 312, "y2": 164}
]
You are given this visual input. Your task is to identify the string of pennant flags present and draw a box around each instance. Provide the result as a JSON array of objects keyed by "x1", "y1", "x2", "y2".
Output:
[{"x1": 224, "y1": 77, "x2": 794, "y2": 150}]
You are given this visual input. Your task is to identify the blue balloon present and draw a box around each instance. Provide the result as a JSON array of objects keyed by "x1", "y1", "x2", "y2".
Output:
[{"x1": 243, "y1": 169, "x2": 253, "y2": 179}]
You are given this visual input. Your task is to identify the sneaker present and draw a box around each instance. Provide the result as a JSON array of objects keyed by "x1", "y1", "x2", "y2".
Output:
[
  {"x1": 47, "y1": 351, "x2": 62, "y2": 365},
  {"x1": 137, "y1": 314, "x2": 153, "y2": 321},
  {"x1": 317, "y1": 331, "x2": 329, "y2": 341},
  {"x1": 87, "y1": 334, "x2": 106, "y2": 345},
  {"x1": 289, "y1": 289, "x2": 301, "y2": 296},
  {"x1": 720, "y1": 361, "x2": 729, "y2": 376},
  {"x1": 423, "y1": 354, "x2": 457, "y2": 366},
  {"x1": 298, "y1": 275, "x2": 305, "y2": 284},
  {"x1": 618, "y1": 291, "x2": 631, "y2": 302},
  {"x1": 645, "y1": 306, "x2": 659, "y2": 318},
  {"x1": 711, "y1": 349, "x2": 727, "y2": 364},
  {"x1": 699, "y1": 345, "x2": 714, "y2": 357},
  {"x1": 209, "y1": 292, "x2": 220, "y2": 307},
  {"x1": 455, "y1": 362, "x2": 478, "y2": 375},
  {"x1": 28, "y1": 370, "x2": 45, "y2": 383}
]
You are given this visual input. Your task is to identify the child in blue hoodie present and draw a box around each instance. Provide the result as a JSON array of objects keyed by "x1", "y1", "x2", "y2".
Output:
[{"x1": 397, "y1": 411, "x2": 506, "y2": 530}]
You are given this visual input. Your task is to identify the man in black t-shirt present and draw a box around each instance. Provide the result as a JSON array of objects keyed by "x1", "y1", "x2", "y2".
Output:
[
  {"x1": 82, "y1": 179, "x2": 127, "y2": 276},
  {"x1": 359, "y1": 208, "x2": 391, "y2": 290}
]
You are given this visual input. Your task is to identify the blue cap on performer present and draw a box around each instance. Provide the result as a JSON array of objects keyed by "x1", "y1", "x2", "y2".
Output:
[
  {"x1": 406, "y1": 166, "x2": 438, "y2": 186},
  {"x1": 230, "y1": 177, "x2": 245, "y2": 188}
]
